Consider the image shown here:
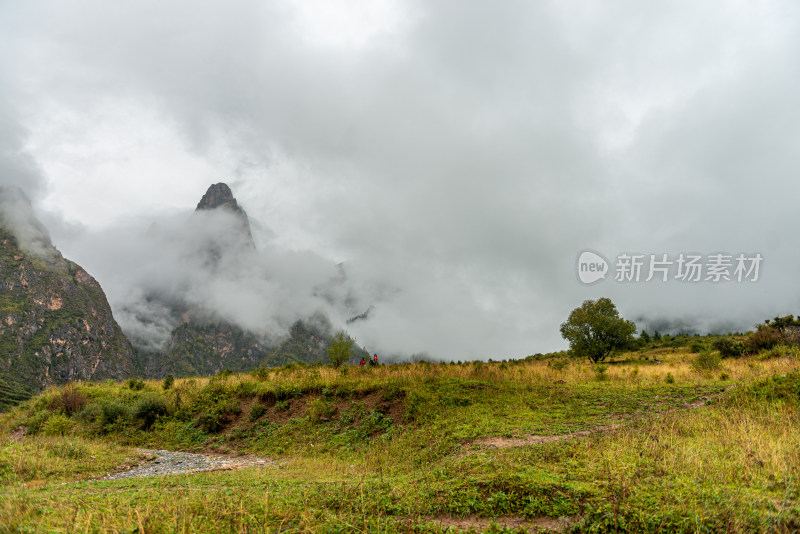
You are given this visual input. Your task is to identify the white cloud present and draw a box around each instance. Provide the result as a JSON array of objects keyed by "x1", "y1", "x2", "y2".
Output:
[{"x1": 2, "y1": 0, "x2": 800, "y2": 359}]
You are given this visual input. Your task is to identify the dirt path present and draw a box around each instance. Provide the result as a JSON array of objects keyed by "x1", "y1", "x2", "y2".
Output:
[
  {"x1": 461, "y1": 387, "x2": 733, "y2": 455},
  {"x1": 98, "y1": 449, "x2": 277, "y2": 480}
]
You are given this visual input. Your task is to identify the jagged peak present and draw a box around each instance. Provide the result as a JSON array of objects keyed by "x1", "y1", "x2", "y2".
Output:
[
  {"x1": 196, "y1": 183, "x2": 239, "y2": 212},
  {"x1": 193, "y1": 182, "x2": 255, "y2": 249}
]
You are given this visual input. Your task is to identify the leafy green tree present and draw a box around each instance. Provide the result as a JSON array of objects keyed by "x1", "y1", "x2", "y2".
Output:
[
  {"x1": 326, "y1": 331, "x2": 354, "y2": 368},
  {"x1": 559, "y1": 298, "x2": 636, "y2": 363}
]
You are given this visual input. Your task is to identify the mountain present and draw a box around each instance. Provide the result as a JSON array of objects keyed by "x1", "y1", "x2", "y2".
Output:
[
  {"x1": 140, "y1": 321, "x2": 269, "y2": 378},
  {"x1": 0, "y1": 187, "x2": 138, "y2": 410},
  {"x1": 194, "y1": 182, "x2": 255, "y2": 251},
  {"x1": 130, "y1": 183, "x2": 369, "y2": 377}
]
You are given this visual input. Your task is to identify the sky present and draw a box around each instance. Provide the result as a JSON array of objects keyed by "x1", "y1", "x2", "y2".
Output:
[{"x1": 2, "y1": 0, "x2": 800, "y2": 360}]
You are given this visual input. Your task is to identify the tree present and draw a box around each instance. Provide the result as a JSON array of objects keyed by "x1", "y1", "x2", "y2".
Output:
[
  {"x1": 559, "y1": 298, "x2": 636, "y2": 363},
  {"x1": 326, "y1": 331, "x2": 354, "y2": 368}
]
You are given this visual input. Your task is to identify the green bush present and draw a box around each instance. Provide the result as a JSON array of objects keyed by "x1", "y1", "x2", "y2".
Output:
[
  {"x1": 664, "y1": 373, "x2": 675, "y2": 384},
  {"x1": 126, "y1": 379, "x2": 145, "y2": 391},
  {"x1": 275, "y1": 400, "x2": 290, "y2": 412},
  {"x1": 361, "y1": 409, "x2": 393, "y2": 435},
  {"x1": 162, "y1": 374, "x2": 175, "y2": 390},
  {"x1": 743, "y1": 371, "x2": 800, "y2": 405},
  {"x1": 99, "y1": 401, "x2": 132, "y2": 427},
  {"x1": 594, "y1": 365, "x2": 609, "y2": 381},
  {"x1": 689, "y1": 342, "x2": 704, "y2": 353},
  {"x1": 249, "y1": 404, "x2": 267, "y2": 422},
  {"x1": 133, "y1": 396, "x2": 168, "y2": 430},
  {"x1": 712, "y1": 338, "x2": 744, "y2": 358},
  {"x1": 250, "y1": 366, "x2": 270, "y2": 381},
  {"x1": 691, "y1": 351, "x2": 722, "y2": 373},
  {"x1": 195, "y1": 398, "x2": 240, "y2": 433},
  {"x1": 746, "y1": 327, "x2": 785, "y2": 354},
  {"x1": 41, "y1": 414, "x2": 75, "y2": 436},
  {"x1": 217, "y1": 369, "x2": 233, "y2": 380},
  {"x1": 307, "y1": 397, "x2": 335, "y2": 423}
]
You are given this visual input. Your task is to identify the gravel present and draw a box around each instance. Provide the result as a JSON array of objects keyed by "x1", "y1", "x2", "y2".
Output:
[{"x1": 99, "y1": 449, "x2": 274, "y2": 480}]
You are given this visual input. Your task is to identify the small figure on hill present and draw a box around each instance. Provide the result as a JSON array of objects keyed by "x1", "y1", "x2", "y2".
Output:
[
  {"x1": 360, "y1": 357, "x2": 366, "y2": 367},
  {"x1": 372, "y1": 353, "x2": 378, "y2": 365}
]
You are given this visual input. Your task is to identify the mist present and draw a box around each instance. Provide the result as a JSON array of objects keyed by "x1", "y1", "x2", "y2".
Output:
[{"x1": 2, "y1": 1, "x2": 800, "y2": 360}]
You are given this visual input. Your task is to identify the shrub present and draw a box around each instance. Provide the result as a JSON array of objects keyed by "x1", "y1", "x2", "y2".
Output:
[
  {"x1": 99, "y1": 401, "x2": 132, "y2": 427},
  {"x1": 195, "y1": 398, "x2": 240, "y2": 433},
  {"x1": 746, "y1": 326, "x2": 785, "y2": 354},
  {"x1": 133, "y1": 396, "x2": 168, "y2": 430},
  {"x1": 548, "y1": 359, "x2": 569, "y2": 372},
  {"x1": 759, "y1": 345, "x2": 800, "y2": 360},
  {"x1": 713, "y1": 338, "x2": 744, "y2": 358},
  {"x1": 24, "y1": 411, "x2": 51, "y2": 435},
  {"x1": 594, "y1": 365, "x2": 609, "y2": 381},
  {"x1": 361, "y1": 409, "x2": 393, "y2": 435},
  {"x1": 49, "y1": 384, "x2": 87, "y2": 417},
  {"x1": 249, "y1": 403, "x2": 267, "y2": 422},
  {"x1": 275, "y1": 400, "x2": 290, "y2": 412},
  {"x1": 691, "y1": 351, "x2": 722, "y2": 373},
  {"x1": 197, "y1": 412, "x2": 224, "y2": 433},
  {"x1": 307, "y1": 397, "x2": 335, "y2": 423},
  {"x1": 664, "y1": 373, "x2": 675, "y2": 384},
  {"x1": 251, "y1": 366, "x2": 271, "y2": 381},
  {"x1": 689, "y1": 341, "x2": 704, "y2": 353},
  {"x1": 162, "y1": 374, "x2": 175, "y2": 390},
  {"x1": 126, "y1": 379, "x2": 145, "y2": 391},
  {"x1": 41, "y1": 414, "x2": 75, "y2": 436}
]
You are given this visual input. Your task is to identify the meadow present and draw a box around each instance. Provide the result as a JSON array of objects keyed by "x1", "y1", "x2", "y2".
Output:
[{"x1": 1, "y1": 335, "x2": 799, "y2": 533}]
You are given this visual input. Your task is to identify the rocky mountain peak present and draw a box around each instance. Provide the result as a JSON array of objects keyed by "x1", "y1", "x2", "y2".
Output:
[
  {"x1": 194, "y1": 183, "x2": 254, "y2": 249},
  {"x1": 196, "y1": 183, "x2": 239, "y2": 212}
]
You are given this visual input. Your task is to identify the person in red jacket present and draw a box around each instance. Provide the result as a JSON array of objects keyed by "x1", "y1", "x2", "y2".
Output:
[
  {"x1": 373, "y1": 353, "x2": 378, "y2": 365},
  {"x1": 359, "y1": 357, "x2": 365, "y2": 366}
]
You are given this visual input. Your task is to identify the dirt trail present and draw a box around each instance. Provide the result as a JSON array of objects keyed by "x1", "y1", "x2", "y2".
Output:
[{"x1": 462, "y1": 386, "x2": 733, "y2": 455}]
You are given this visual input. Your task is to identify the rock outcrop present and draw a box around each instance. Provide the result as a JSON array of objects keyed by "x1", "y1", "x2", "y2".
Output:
[{"x1": 0, "y1": 187, "x2": 138, "y2": 409}]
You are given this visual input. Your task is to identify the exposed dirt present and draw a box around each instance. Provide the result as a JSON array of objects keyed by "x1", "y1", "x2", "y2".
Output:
[
  {"x1": 427, "y1": 514, "x2": 578, "y2": 533},
  {"x1": 8, "y1": 426, "x2": 26, "y2": 441},
  {"x1": 461, "y1": 386, "x2": 733, "y2": 455},
  {"x1": 244, "y1": 390, "x2": 406, "y2": 428}
]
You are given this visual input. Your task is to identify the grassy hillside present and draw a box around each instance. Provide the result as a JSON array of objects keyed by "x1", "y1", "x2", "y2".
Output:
[{"x1": 1, "y1": 338, "x2": 799, "y2": 532}]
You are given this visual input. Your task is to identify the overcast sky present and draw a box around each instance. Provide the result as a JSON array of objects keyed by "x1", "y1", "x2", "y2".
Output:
[{"x1": 2, "y1": 1, "x2": 800, "y2": 360}]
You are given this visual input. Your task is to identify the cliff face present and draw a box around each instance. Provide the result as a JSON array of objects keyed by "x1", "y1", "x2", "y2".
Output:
[{"x1": 0, "y1": 189, "x2": 138, "y2": 409}]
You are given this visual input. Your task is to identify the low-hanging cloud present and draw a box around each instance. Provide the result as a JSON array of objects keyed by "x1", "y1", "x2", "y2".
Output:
[
  {"x1": 59, "y1": 205, "x2": 379, "y2": 352},
  {"x1": 4, "y1": 1, "x2": 800, "y2": 360}
]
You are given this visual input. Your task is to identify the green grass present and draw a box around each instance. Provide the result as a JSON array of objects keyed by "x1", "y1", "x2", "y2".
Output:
[{"x1": 1, "y1": 343, "x2": 799, "y2": 532}]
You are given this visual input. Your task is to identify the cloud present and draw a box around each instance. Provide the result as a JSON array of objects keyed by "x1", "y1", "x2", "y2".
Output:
[{"x1": 4, "y1": 1, "x2": 800, "y2": 359}]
